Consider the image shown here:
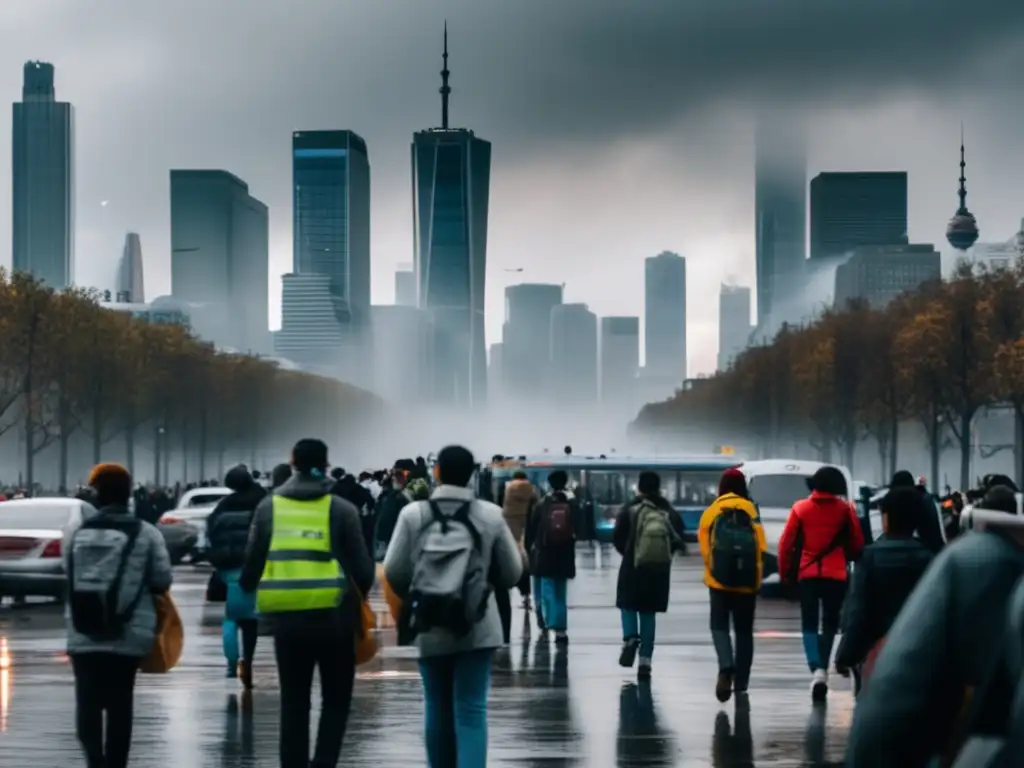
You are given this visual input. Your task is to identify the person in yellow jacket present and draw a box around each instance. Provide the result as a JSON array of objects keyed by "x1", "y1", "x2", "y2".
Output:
[{"x1": 698, "y1": 467, "x2": 767, "y2": 704}]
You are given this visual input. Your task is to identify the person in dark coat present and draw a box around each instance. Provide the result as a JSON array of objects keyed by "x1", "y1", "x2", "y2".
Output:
[
  {"x1": 524, "y1": 469, "x2": 578, "y2": 644},
  {"x1": 330, "y1": 472, "x2": 376, "y2": 554},
  {"x1": 890, "y1": 470, "x2": 945, "y2": 553},
  {"x1": 206, "y1": 464, "x2": 267, "y2": 688},
  {"x1": 613, "y1": 471, "x2": 685, "y2": 679},
  {"x1": 270, "y1": 463, "x2": 293, "y2": 491}
]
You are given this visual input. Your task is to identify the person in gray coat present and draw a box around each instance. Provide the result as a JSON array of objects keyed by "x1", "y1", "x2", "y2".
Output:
[
  {"x1": 66, "y1": 462, "x2": 173, "y2": 768},
  {"x1": 384, "y1": 444, "x2": 522, "y2": 768}
]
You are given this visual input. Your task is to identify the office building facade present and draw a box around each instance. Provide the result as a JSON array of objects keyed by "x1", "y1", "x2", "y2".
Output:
[
  {"x1": 292, "y1": 130, "x2": 370, "y2": 328},
  {"x1": 600, "y1": 316, "x2": 640, "y2": 405},
  {"x1": 550, "y1": 303, "x2": 598, "y2": 404},
  {"x1": 810, "y1": 172, "x2": 908, "y2": 260},
  {"x1": 12, "y1": 61, "x2": 74, "y2": 288},
  {"x1": 833, "y1": 243, "x2": 940, "y2": 309},
  {"x1": 116, "y1": 232, "x2": 145, "y2": 303},
  {"x1": 170, "y1": 170, "x2": 269, "y2": 353},
  {"x1": 644, "y1": 252, "x2": 687, "y2": 380},
  {"x1": 275, "y1": 273, "x2": 347, "y2": 375},
  {"x1": 502, "y1": 283, "x2": 563, "y2": 397},
  {"x1": 717, "y1": 284, "x2": 752, "y2": 371},
  {"x1": 973, "y1": 240, "x2": 1017, "y2": 273}
]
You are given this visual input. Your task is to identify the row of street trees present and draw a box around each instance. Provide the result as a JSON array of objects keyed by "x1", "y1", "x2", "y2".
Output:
[
  {"x1": 0, "y1": 271, "x2": 379, "y2": 491},
  {"x1": 633, "y1": 261, "x2": 1024, "y2": 490}
]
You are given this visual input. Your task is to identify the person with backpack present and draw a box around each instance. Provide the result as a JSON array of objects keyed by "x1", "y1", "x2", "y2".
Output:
[
  {"x1": 613, "y1": 471, "x2": 685, "y2": 680},
  {"x1": 206, "y1": 464, "x2": 267, "y2": 689},
  {"x1": 777, "y1": 465, "x2": 865, "y2": 702},
  {"x1": 834, "y1": 486, "x2": 934, "y2": 689},
  {"x1": 240, "y1": 438, "x2": 375, "y2": 768},
  {"x1": 374, "y1": 462, "x2": 415, "y2": 560},
  {"x1": 846, "y1": 484, "x2": 1024, "y2": 767},
  {"x1": 524, "y1": 470, "x2": 578, "y2": 645},
  {"x1": 66, "y1": 463, "x2": 173, "y2": 768},
  {"x1": 383, "y1": 444, "x2": 522, "y2": 768},
  {"x1": 698, "y1": 467, "x2": 767, "y2": 703}
]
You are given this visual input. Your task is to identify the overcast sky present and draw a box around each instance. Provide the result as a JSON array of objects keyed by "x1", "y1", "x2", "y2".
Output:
[{"x1": 2, "y1": 0, "x2": 1024, "y2": 374}]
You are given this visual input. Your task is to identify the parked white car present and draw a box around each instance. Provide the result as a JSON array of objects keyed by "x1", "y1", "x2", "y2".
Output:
[{"x1": 158, "y1": 486, "x2": 233, "y2": 564}]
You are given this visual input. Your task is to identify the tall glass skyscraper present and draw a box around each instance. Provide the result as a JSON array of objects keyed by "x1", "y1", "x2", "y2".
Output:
[
  {"x1": 644, "y1": 251, "x2": 687, "y2": 380},
  {"x1": 117, "y1": 232, "x2": 144, "y2": 303},
  {"x1": 12, "y1": 61, "x2": 74, "y2": 288},
  {"x1": 292, "y1": 130, "x2": 370, "y2": 327},
  {"x1": 412, "y1": 27, "x2": 491, "y2": 407}
]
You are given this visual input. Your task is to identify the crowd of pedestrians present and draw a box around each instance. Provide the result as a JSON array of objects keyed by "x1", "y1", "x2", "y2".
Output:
[{"x1": 54, "y1": 437, "x2": 1024, "y2": 767}]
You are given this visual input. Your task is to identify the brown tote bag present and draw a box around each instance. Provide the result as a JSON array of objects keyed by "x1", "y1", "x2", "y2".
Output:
[
  {"x1": 140, "y1": 592, "x2": 184, "y2": 674},
  {"x1": 354, "y1": 588, "x2": 379, "y2": 665}
]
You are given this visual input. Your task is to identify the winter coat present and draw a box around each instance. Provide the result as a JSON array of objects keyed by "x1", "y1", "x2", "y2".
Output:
[
  {"x1": 206, "y1": 483, "x2": 267, "y2": 571},
  {"x1": 502, "y1": 478, "x2": 537, "y2": 544},
  {"x1": 374, "y1": 486, "x2": 412, "y2": 548},
  {"x1": 697, "y1": 492, "x2": 768, "y2": 594},
  {"x1": 524, "y1": 491, "x2": 578, "y2": 580},
  {"x1": 777, "y1": 491, "x2": 865, "y2": 583},
  {"x1": 613, "y1": 494, "x2": 685, "y2": 614},
  {"x1": 835, "y1": 535, "x2": 934, "y2": 670}
]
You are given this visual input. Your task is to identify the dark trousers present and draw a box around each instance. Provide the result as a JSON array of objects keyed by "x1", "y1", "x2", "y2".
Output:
[
  {"x1": 71, "y1": 652, "x2": 140, "y2": 768},
  {"x1": 495, "y1": 572, "x2": 532, "y2": 644},
  {"x1": 798, "y1": 578, "x2": 847, "y2": 671},
  {"x1": 274, "y1": 633, "x2": 357, "y2": 768},
  {"x1": 709, "y1": 590, "x2": 757, "y2": 690}
]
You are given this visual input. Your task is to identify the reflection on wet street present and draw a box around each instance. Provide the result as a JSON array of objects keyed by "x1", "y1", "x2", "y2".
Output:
[{"x1": 0, "y1": 547, "x2": 848, "y2": 766}]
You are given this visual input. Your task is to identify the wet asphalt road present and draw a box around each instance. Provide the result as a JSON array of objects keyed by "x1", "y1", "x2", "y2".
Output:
[{"x1": 0, "y1": 546, "x2": 851, "y2": 766}]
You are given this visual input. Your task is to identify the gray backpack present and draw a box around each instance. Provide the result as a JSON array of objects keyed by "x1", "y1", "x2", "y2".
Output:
[{"x1": 407, "y1": 500, "x2": 491, "y2": 638}]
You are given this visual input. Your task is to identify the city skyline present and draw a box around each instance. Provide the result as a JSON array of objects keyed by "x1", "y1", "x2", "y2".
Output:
[{"x1": 2, "y1": 4, "x2": 1024, "y2": 374}]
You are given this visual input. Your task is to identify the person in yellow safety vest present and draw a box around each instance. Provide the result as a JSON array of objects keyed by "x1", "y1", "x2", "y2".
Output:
[{"x1": 239, "y1": 438, "x2": 375, "y2": 768}]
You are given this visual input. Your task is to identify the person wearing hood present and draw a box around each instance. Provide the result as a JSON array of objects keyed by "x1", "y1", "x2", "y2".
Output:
[
  {"x1": 699, "y1": 468, "x2": 767, "y2": 703},
  {"x1": 374, "y1": 463, "x2": 414, "y2": 560},
  {"x1": 206, "y1": 464, "x2": 267, "y2": 688},
  {"x1": 270, "y1": 463, "x2": 293, "y2": 491},
  {"x1": 777, "y1": 465, "x2": 864, "y2": 702},
  {"x1": 613, "y1": 471, "x2": 686, "y2": 680},
  {"x1": 240, "y1": 439, "x2": 375, "y2": 768},
  {"x1": 889, "y1": 470, "x2": 945, "y2": 553},
  {"x1": 330, "y1": 470, "x2": 376, "y2": 555},
  {"x1": 525, "y1": 470, "x2": 579, "y2": 644}
]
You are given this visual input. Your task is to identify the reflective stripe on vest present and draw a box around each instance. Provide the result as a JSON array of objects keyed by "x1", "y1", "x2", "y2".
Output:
[{"x1": 256, "y1": 495, "x2": 345, "y2": 614}]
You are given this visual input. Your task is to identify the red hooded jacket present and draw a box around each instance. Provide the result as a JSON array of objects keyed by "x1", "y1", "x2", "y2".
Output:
[{"x1": 777, "y1": 490, "x2": 864, "y2": 582}]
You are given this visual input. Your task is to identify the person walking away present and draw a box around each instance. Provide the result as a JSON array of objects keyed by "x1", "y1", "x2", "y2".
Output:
[
  {"x1": 846, "y1": 484, "x2": 1024, "y2": 767},
  {"x1": 374, "y1": 464, "x2": 415, "y2": 560},
  {"x1": 777, "y1": 465, "x2": 864, "y2": 702},
  {"x1": 66, "y1": 463, "x2": 173, "y2": 768},
  {"x1": 614, "y1": 471, "x2": 685, "y2": 679},
  {"x1": 384, "y1": 445, "x2": 522, "y2": 768},
  {"x1": 499, "y1": 470, "x2": 537, "y2": 640},
  {"x1": 889, "y1": 469, "x2": 945, "y2": 553},
  {"x1": 834, "y1": 486, "x2": 934, "y2": 689},
  {"x1": 270, "y1": 463, "x2": 293, "y2": 491},
  {"x1": 206, "y1": 464, "x2": 267, "y2": 688},
  {"x1": 699, "y1": 468, "x2": 767, "y2": 702},
  {"x1": 525, "y1": 470, "x2": 577, "y2": 645},
  {"x1": 331, "y1": 471, "x2": 377, "y2": 556},
  {"x1": 240, "y1": 439, "x2": 375, "y2": 768}
]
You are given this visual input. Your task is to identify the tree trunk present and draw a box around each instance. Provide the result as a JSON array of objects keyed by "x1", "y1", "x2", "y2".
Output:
[
  {"x1": 58, "y1": 397, "x2": 72, "y2": 494},
  {"x1": 125, "y1": 420, "x2": 135, "y2": 477},
  {"x1": 24, "y1": 402, "x2": 34, "y2": 492},
  {"x1": 92, "y1": 407, "x2": 103, "y2": 466},
  {"x1": 198, "y1": 405, "x2": 208, "y2": 481},
  {"x1": 959, "y1": 411, "x2": 974, "y2": 491},
  {"x1": 1015, "y1": 405, "x2": 1024, "y2": 489},
  {"x1": 877, "y1": 437, "x2": 888, "y2": 482},
  {"x1": 928, "y1": 415, "x2": 941, "y2": 493},
  {"x1": 888, "y1": 415, "x2": 899, "y2": 478}
]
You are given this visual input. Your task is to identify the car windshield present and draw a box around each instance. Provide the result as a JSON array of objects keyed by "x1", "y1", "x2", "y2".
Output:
[
  {"x1": 0, "y1": 505, "x2": 72, "y2": 530},
  {"x1": 748, "y1": 474, "x2": 814, "y2": 517},
  {"x1": 185, "y1": 493, "x2": 228, "y2": 507}
]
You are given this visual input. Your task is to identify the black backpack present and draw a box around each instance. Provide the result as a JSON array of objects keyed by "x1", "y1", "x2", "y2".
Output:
[{"x1": 67, "y1": 517, "x2": 145, "y2": 641}]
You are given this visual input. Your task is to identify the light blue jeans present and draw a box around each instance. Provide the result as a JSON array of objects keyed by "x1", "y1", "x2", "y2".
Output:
[
  {"x1": 620, "y1": 610, "x2": 657, "y2": 659},
  {"x1": 418, "y1": 649, "x2": 492, "y2": 768},
  {"x1": 540, "y1": 578, "x2": 568, "y2": 632}
]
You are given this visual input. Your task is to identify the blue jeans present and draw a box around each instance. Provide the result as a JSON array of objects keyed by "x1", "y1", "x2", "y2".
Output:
[
  {"x1": 540, "y1": 578, "x2": 568, "y2": 632},
  {"x1": 620, "y1": 610, "x2": 657, "y2": 659},
  {"x1": 418, "y1": 650, "x2": 492, "y2": 768},
  {"x1": 219, "y1": 569, "x2": 258, "y2": 669}
]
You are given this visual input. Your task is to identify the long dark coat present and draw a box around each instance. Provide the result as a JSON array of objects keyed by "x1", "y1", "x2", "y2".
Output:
[
  {"x1": 613, "y1": 494, "x2": 685, "y2": 614},
  {"x1": 525, "y1": 492, "x2": 578, "y2": 580}
]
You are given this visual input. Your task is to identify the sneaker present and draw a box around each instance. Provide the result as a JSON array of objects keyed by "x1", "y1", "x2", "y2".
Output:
[
  {"x1": 619, "y1": 637, "x2": 640, "y2": 668},
  {"x1": 554, "y1": 631, "x2": 569, "y2": 646},
  {"x1": 716, "y1": 669, "x2": 734, "y2": 703},
  {"x1": 811, "y1": 668, "x2": 828, "y2": 702},
  {"x1": 238, "y1": 660, "x2": 253, "y2": 690},
  {"x1": 226, "y1": 662, "x2": 238, "y2": 679},
  {"x1": 638, "y1": 657, "x2": 652, "y2": 680}
]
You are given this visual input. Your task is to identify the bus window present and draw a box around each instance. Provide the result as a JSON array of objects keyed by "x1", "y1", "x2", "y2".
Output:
[
  {"x1": 678, "y1": 472, "x2": 721, "y2": 507},
  {"x1": 588, "y1": 471, "x2": 625, "y2": 505},
  {"x1": 621, "y1": 471, "x2": 678, "y2": 505}
]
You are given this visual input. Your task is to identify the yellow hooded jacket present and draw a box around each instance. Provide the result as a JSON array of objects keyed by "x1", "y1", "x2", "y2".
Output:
[{"x1": 698, "y1": 492, "x2": 768, "y2": 594}]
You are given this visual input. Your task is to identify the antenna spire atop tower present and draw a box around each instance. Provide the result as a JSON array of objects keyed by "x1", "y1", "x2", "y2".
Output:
[
  {"x1": 440, "y1": 22, "x2": 451, "y2": 129},
  {"x1": 957, "y1": 123, "x2": 968, "y2": 214}
]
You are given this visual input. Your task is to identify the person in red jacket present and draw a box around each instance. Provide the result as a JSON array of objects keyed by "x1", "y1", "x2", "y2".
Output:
[{"x1": 777, "y1": 465, "x2": 864, "y2": 702}]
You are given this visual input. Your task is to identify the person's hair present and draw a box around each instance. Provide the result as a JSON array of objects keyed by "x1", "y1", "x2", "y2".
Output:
[
  {"x1": 548, "y1": 470, "x2": 568, "y2": 491},
  {"x1": 292, "y1": 438, "x2": 329, "y2": 477},
  {"x1": 983, "y1": 485, "x2": 1018, "y2": 515},
  {"x1": 491, "y1": 454, "x2": 504, "y2": 463},
  {"x1": 330, "y1": 467, "x2": 345, "y2": 481},
  {"x1": 436, "y1": 445, "x2": 476, "y2": 487},
  {"x1": 718, "y1": 468, "x2": 748, "y2": 498},
  {"x1": 224, "y1": 464, "x2": 255, "y2": 492},
  {"x1": 270, "y1": 463, "x2": 293, "y2": 490},
  {"x1": 358, "y1": 471, "x2": 371, "y2": 482},
  {"x1": 881, "y1": 487, "x2": 921, "y2": 535},
  {"x1": 638, "y1": 470, "x2": 660, "y2": 497},
  {"x1": 513, "y1": 470, "x2": 528, "y2": 481},
  {"x1": 808, "y1": 466, "x2": 847, "y2": 496},
  {"x1": 890, "y1": 470, "x2": 916, "y2": 488},
  {"x1": 984, "y1": 474, "x2": 1019, "y2": 493},
  {"x1": 88, "y1": 463, "x2": 132, "y2": 507}
]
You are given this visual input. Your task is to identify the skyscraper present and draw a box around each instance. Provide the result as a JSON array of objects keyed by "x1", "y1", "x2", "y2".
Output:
[
  {"x1": 292, "y1": 129, "x2": 371, "y2": 327},
  {"x1": 717, "y1": 284, "x2": 752, "y2": 372},
  {"x1": 275, "y1": 273, "x2": 346, "y2": 372},
  {"x1": 809, "y1": 172, "x2": 908, "y2": 259},
  {"x1": 550, "y1": 303, "x2": 598, "y2": 405},
  {"x1": 502, "y1": 283, "x2": 563, "y2": 397},
  {"x1": 754, "y1": 115, "x2": 806, "y2": 328},
  {"x1": 117, "y1": 232, "x2": 144, "y2": 303},
  {"x1": 12, "y1": 61, "x2": 74, "y2": 288},
  {"x1": 412, "y1": 25, "x2": 492, "y2": 406},
  {"x1": 644, "y1": 252, "x2": 687, "y2": 380},
  {"x1": 394, "y1": 263, "x2": 415, "y2": 306},
  {"x1": 600, "y1": 316, "x2": 640, "y2": 405},
  {"x1": 833, "y1": 243, "x2": 940, "y2": 309},
  {"x1": 170, "y1": 170, "x2": 269, "y2": 353}
]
